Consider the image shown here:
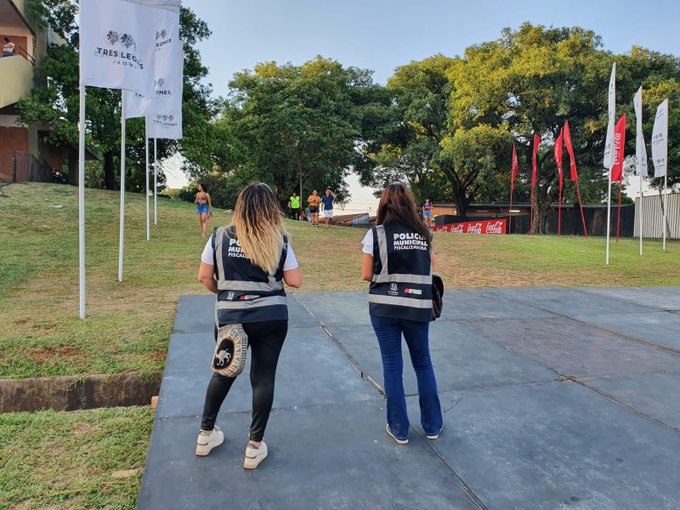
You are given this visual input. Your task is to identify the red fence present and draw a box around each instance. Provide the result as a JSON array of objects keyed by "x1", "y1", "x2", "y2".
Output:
[{"x1": 434, "y1": 219, "x2": 507, "y2": 235}]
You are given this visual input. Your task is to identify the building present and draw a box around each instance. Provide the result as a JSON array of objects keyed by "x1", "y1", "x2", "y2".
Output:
[{"x1": 0, "y1": 0, "x2": 91, "y2": 184}]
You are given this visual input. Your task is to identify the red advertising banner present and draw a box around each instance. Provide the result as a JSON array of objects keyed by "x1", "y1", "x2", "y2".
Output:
[{"x1": 434, "y1": 219, "x2": 507, "y2": 235}]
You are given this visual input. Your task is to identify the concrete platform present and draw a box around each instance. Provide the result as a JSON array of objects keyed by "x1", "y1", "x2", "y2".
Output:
[{"x1": 138, "y1": 287, "x2": 680, "y2": 510}]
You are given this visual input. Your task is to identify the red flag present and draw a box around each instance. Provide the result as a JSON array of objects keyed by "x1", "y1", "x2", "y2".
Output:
[
  {"x1": 563, "y1": 120, "x2": 578, "y2": 182},
  {"x1": 611, "y1": 115, "x2": 627, "y2": 182},
  {"x1": 511, "y1": 144, "x2": 519, "y2": 183},
  {"x1": 554, "y1": 128, "x2": 564, "y2": 192},
  {"x1": 532, "y1": 134, "x2": 540, "y2": 187}
]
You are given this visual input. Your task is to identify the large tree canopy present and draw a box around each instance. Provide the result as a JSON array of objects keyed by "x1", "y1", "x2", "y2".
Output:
[{"x1": 212, "y1": 56, "x2": 390, "y2": 205}]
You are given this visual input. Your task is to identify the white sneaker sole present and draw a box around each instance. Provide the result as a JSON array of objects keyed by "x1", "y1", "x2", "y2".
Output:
[
  {"x1": 195, "y1": 431, "x2": 224, "y2": 456},
  {"x1": 426, "y1": 426, "x2": 443, "y2": 440}
]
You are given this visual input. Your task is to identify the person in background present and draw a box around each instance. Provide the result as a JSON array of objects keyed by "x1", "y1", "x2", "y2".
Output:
[
  {"x1": 422, "y1": 198, "x2": 433, "y2": 229},
  {"x1": 3, "y1": 37, "x2": 15, "y2": 57},
  {"x1": 196, "y1": 183, "x2": 302, "y2": 469},
  {"x1": 320, "y1": 188, "x2": 335, "y2": 229},
  {"x1": 288, "y1": 191, "x2": 301, "y2": 220},
  {"x1": 194, "y1": 183, "x2": 212, "y2": 239},
  {"x1": 307, "y1": 189, "x2": 321, "y2": 226},
  {"x1": 361, "y1": 183, "x2": 442, "y2": 445}
]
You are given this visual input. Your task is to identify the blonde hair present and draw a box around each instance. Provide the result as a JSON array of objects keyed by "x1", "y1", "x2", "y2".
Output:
[{"x1": 232, "y1": 183, "x2": 287, "y2": 275}]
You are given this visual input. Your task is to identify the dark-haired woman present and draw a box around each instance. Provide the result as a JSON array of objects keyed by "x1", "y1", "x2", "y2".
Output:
[
  {"x1": 196, "y1": 183, "x2": 302, "y2": 469},
  {"x1": 195, "y1": 183, "x2": 212, "y2": 239},
  {"x1": 361, "y1": 183, "x2": 442, "y2": 445}
]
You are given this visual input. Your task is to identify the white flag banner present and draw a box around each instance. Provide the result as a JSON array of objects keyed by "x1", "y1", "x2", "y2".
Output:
[
  {"x1": 123, "y1": 7, "x2": 183, "y2": 119},
  {"x1": 603, "y1": 62, "x2": 616, "y2": 169},
  {"x1": 651, "y1": 98, "x2": 669, "y2": 178},
  {"x1": 80, "y1": 0, "x2": 158, "y2": 97},
  {"x1": 146, "y1": 108, "x2": 182, "y2": 140},
  {"x1": 633, "y1": 87, "x2": 648, "y2": 177},
  {"x1": 127, "y1": 0, "x2": 180, "y2": 12}
]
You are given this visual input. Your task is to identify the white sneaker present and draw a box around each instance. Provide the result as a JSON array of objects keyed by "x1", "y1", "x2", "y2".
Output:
[
  {"x1": 385, "y1": 425, "x2": 409, "y2": 445},
  {"x1": 243, "y1": 441, "x2": 268, "y2": 469},
  {"x1": 195, "y1": 426, "x2": 224, "y2": 456}
]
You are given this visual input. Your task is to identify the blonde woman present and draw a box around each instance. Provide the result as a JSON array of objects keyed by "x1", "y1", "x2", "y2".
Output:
[
  {"x1": 196, "y1": 183, "x2": 302, "y2": 469},
  {"x1": 195, "y1": 183, "x2": 212, "y2": 239}
]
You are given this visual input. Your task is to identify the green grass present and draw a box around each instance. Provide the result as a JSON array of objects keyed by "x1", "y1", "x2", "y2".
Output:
[
  {"x1": 1, "y1": 183, "x2": 679, "y2": 380},
  {"x1": 0, "y1": 406, "x2": 153, "y2": 509}
]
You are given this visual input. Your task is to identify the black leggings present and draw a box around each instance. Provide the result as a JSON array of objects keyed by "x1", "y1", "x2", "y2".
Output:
[{"x1": 200, "y1": 320, "x2": 288, "y2": 441}]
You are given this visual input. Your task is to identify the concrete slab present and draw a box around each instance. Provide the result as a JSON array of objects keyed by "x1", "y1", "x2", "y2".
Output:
[
  {"x1": 461, "y1": 316, "x2": 680, "y2": 378},
  {"x1": 421, "y1": 381, "x2": 680, "y2": 510},
  {"x1": 483, "y1": 287, "x2": 660, "y2": 317},
  {"x1": 584, "y1": 372, "x2": 680, "y2": 430},
  {"x1": 581, "y1": 286, "x2": 680, "y2": 311},
  {"x1": 156, "y1": 327, "x2": 376, "y2": 419},
  {"x1": 327, "y1": 320, "x2": 557, "y2": 395},
  {"x1": 570, "y1": 311, "x2": 680, "y2": 352},
  {"x1": 440, "y1": 289, "x2": 556, "y2": 320},
  {"x1": 137, "y1": 403, "x2": 479, "y2": 510},
  {"x1": 173, "y1": 295, "x2": 214, "y2": 334},
  {"x1": 294, "y1": 291, "x2": 371, "y2": 326},
  {"x1": 143, "y1": 288, "x2": 680, "y2": 510}
]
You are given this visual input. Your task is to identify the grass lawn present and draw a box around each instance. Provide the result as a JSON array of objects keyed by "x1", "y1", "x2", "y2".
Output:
[
  {"x1": 0, "y1": 406, "x2": 153, "y2": 509},
  {"x1": 1, "y1": 182, "x2": 679, "y2": 380}
]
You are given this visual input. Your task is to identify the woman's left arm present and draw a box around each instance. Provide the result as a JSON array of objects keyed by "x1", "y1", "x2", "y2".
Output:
[
  {"x1": 207, "y1": 193, "x2": 212, "y2": 211},
  {"x1": 361, "y1": 254, "x2": 374, "y2": 282},
  {"x1": 198, "y1": 262, "x2": 217, "y2": 293}
]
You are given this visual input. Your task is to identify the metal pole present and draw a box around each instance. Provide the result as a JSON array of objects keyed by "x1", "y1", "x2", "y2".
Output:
[
  {"x1": 663, "y1": 172, "x2": 668, "y2": 251},
  {"x1": 145, "y1": 131, "x2": 150, "y2": 241},
  {"x1": 78, "y1": 82, "x2": 86, "y2": 318},
  {"x1": 639, "y1": 177, "x2": 643, "y2": 256},
  {"x1": 153, "y1": 137, "x2": 158, "y2": 225},
  {"x1": 605, "y1": 174, "x2": 612, "y2": 265},
  {"x1": 118, "y1": 95, "x2": 126, "y2": 282}
]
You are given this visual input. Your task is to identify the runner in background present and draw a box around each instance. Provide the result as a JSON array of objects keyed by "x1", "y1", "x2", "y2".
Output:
[
  {"x1": 307, "y1": 189, "x2": 321, "y2": 226},
  {"x1": 195, "y1": 183, "x2": 212, "y2": 239},
  {"x1": 320, "y1": 188, "x2": 335, "y2": 229},
  {"x1": 422, "y1": 199, "x2": 433, "y2": 229}
]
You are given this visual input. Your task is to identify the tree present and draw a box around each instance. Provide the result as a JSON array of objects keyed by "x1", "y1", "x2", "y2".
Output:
[{"x1": 221, "y1": 56, "x2": 388, "y2": 206}]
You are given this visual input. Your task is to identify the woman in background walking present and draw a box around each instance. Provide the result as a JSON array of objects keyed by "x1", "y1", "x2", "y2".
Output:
[
  {"x1": 196, "y1": 183, "x2": 302, "y2": 469},
  {"x1": 195, "y1": 183, "x2": 212, "y2": 239},
  {"x1": 361, "y1": 183, "x2": 442, "y2": 444}
]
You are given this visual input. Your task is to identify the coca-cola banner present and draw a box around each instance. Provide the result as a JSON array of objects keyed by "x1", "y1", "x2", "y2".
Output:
[{"x1": 434, "y1": 219, "x2": 507, "y2": 235}]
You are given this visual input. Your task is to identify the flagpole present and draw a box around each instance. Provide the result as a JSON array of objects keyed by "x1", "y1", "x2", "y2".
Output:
[
  {"x1": 639, "y1": 177, "x2": 643, "y2": 255},
  {"x1": 663, "y1": 172, "x2": 668, "y2": 251},
  {"x1": 145, "y1": 130, "x2": 150, "y2": 241},
  {"x1": 118, "y1": 96, "x2": 126, "y2": 282},
  {"x1": 529, "y1": 185, "x2": 534, "y2": 236},
  {"x1": 575, "y1": 179, "x2": 588, "y2": 240},
  {"x1": 605, "y1": 173, "x2": 612, "y2": 264},
  {"x1": 153, "y1": 137, "x2": 158, "y2": 225},
  {"x1": 557, "y1": 186, "x2": 562, "y2": 237},
  {"x1": 508, "y1": 181, "x2": 514, "y2": 234},
  {"x1": 78, "y1": 80, "x2": 86, "y2": 319},
  {"x1": 616, "y1": 181, "x2": 623, "y2": 242}
]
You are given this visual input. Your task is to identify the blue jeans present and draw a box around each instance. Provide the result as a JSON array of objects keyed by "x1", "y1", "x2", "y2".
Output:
[{"x1": 370, "y1": 315, "x2": 443, "y2": 440}]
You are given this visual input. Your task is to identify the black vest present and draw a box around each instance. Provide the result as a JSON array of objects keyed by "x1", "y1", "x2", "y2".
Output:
[
  {"x1": 369, "y1": 224, "x2": 433, "y2": 322},
  {"x1": 212, "y1": 226, "x2": 288, "y2": 325}
]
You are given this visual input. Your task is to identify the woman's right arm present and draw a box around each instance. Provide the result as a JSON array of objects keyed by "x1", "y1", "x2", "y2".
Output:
[{"x1": 283, "y1": 268, "x2": 302, "y2": 288}]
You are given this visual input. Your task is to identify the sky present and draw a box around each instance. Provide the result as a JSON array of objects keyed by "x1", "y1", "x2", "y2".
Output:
[{"x1": 169, "y1": 0, "x2": 680, "y2": 210}]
